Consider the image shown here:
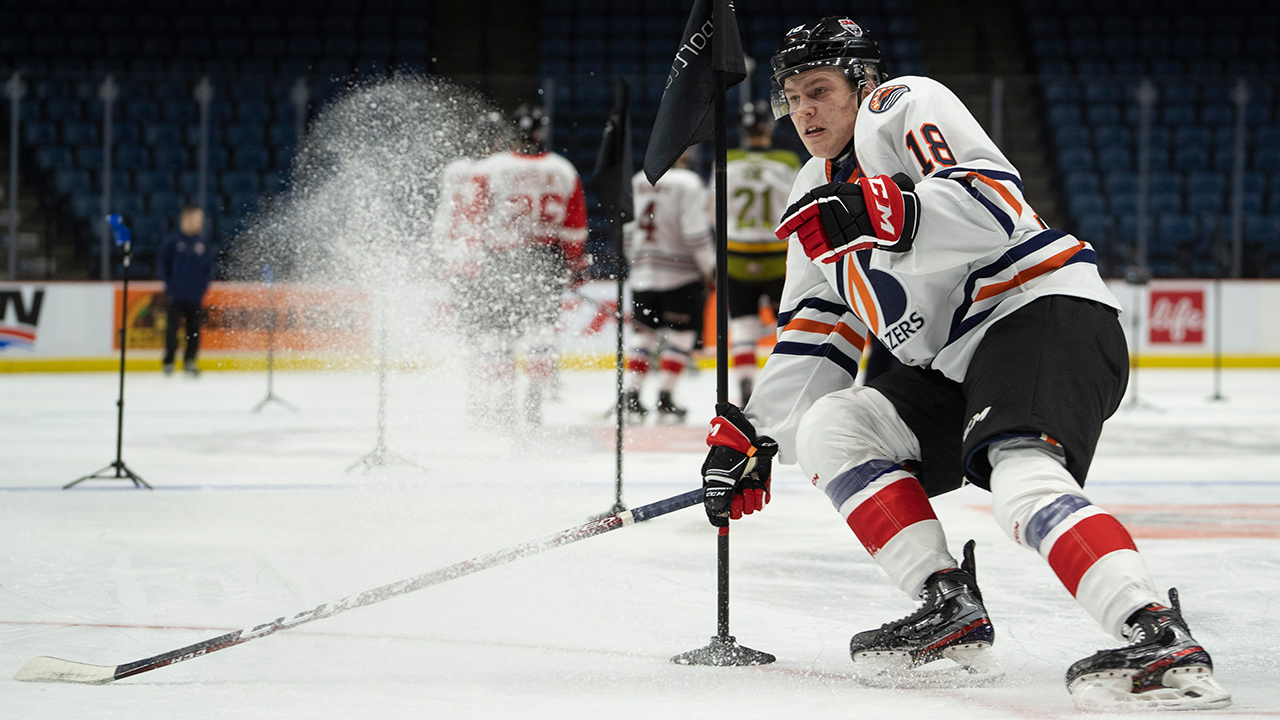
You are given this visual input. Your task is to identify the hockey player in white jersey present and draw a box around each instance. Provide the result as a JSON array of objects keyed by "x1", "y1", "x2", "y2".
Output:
[
  {"x1": 697, "y1": 17, "x2": 1229, "y2": 709},
  {"x1": 457, "y1": 105, "x2": 587, "y2": 427},
  {"x1": 718, "y1": 100, "x2": 800, "y2": 405},
  {"x1": 622, "y1": 147, "x2": 715, "y2": 423}
]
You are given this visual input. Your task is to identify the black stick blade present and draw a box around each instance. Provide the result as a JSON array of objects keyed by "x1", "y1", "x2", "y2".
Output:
[{"x1": 670, "y1": 635, "x2": 776, "y2": 666}]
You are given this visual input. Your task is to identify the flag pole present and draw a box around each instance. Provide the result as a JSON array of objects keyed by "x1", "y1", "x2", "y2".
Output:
[{"x1": 671, "y1": 0, "x2": 774, "y2": 667}]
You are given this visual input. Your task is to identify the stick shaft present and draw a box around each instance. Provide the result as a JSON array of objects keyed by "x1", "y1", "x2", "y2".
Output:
[{"x1": 26, "y1": 488, "x2": 704, "y2": 684}]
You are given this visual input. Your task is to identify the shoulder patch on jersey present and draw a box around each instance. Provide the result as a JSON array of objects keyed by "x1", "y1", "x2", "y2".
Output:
[{"x1": 866, "y1": 84, "x2": 910, "y2": 114}]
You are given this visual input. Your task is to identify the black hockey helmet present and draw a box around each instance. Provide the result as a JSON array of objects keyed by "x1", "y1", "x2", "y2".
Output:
[
  {"x1": 769, "y1": 17, "x2": 887, "y2": 119},
  {"x1": 740, "y1": 98, "x2": 774, "y2": 132},
  {"x1": 513, "y1": 103, "x2": 550, "y2": 149}
]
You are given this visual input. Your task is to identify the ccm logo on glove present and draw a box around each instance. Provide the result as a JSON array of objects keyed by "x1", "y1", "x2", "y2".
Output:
[{"x1": 775, "y1": 173, "x2": 919, "y2": 264}]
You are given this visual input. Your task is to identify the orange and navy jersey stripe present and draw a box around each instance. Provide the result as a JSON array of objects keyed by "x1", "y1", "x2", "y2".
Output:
[
  {"x1": 945, "y1": 229, "x2": 1097, "y2": 349},
  {"x1": 933, "y1": 166, "x2": 1034, "y2": 237},
  {"x1": 773, "y1": 296, "x2": 868, "y2": 380}
]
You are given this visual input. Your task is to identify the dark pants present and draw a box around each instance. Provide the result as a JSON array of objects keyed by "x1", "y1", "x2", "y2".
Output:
[{"x1": 164, "y1": 299, "x2": 204, "y2": 365}]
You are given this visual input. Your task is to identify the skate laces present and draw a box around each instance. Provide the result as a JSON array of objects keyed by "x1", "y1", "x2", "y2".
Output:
[{"x1": 1121, "y1": 589, "x2": 1188, "y2": 646}]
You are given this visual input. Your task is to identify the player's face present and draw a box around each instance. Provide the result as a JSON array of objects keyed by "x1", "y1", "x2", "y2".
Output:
[{"x1": 783, "y1": 68, "x2": 871, "y2": 159}]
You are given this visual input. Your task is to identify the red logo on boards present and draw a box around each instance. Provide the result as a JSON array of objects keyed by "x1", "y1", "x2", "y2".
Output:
[{"x1": 1148, "y1": 290, "x2": 1205, "y2": 344}]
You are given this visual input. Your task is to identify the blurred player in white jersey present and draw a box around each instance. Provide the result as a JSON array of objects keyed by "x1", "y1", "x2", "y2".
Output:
[
  {"x1": 718, "y1": 100, "x2": 800, "y2": 405},
  {"x1": 695, "y1": 17, "x2": 1228, "y2": 710},
  {"x1": 455, "y1": 105, "x2": 587, "y2": 427},
  {"x1": 622, "y1": 147, "x2": 715, "y2": 423}
]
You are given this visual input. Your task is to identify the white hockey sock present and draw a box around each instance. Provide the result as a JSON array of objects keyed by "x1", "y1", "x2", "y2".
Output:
[{"x1": 989, "y1": 443, "x2": 1162, "y2": 639}]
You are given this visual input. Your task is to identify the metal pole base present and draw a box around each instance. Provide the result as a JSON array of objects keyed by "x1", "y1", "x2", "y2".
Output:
[
  {"x1": 671, "y1": 635, "x2": 775, "y2": 666},
  {"x1": 345, "y1": 443, "x2": 423, "y2": 474},
  {"x1": 65, "y1": 460, "x2": 152, "y2": 489},
  {"x1": 252, "y1": 392, "x2": 299, "y2": 414}
]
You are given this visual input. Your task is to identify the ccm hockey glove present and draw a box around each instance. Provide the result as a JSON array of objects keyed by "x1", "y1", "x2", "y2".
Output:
[
  {"x1": 701, "y1": 403, "x2": 779, "y2": 527},
  {"x1": 776, "y1": 173, "x2": 920, "y2": 264}
]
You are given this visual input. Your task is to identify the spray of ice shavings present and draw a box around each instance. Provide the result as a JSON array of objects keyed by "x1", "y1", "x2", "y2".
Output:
[
  {"x1": 224, "y1": 73, "x2": 505, "y2": 363},
  {"x1": 229, "y1": 73, "x2": 500, "y2": 286}
]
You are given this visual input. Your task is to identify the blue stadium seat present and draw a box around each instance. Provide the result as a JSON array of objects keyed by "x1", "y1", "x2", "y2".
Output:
[
  {"x1": 187, "y1": 125, "x2": 224, "y2": 146},
  {"x1": 226, "y1": 123, "x2": 266, "y2": 145},
  {"x1": 1161, "y1": 104, "x2": 1196, "y2": 126},
  {"x1": 135, "y1": 170, "x2": 173, "y2": 195},
  {"x1": 1047, "y1": 103, "x2": 1083, "y2": 128},
  {"x1": 1096, "y1": 146, "x2": 1132, "y2": 173},
  {"x1": 1187, "y1": 188, "x2": 1224, "y2": 215},
  {"x1": 148, "y1": 191, "x2": 185, "y2": 217},
  {"x1": 112, "y1": 193, "x2": 144, "y2": 218},
  {"x1": 123, "y1": 98, "x2": 159, "y2": 123},
  {"x1": 1244, "y1": 215, "x2": 1280, "y2": 246},
  {"x1": 235, "y1": 99, "x2": 272, "y2": 124},
  {"x1": 1058, "y1": 147, "x2": 1094, "y2": 173},
  {"x1": 44, "y1": 98, "x2": 82, "y2": 123},
  {"x1": 144, "y1": 123, "x2": 183, "y2": 146},
  {"x1": 1150, "y1": 191, "x2": 1182, "y2": 215},
  {"x1": 1074, "y1": 215, "x2": 1111, "y2": 247},
  {"x1": 233, "y1": 145, "x2": 270, "y2": 170},
  {"x1": 61, "y1": 121, "x2": 97, "y2": 145},
  {"x1": 1069, "y1": 191, "x2": 1106, "y2": 219},
  {"x1": 1093, "y1": 124, "x2": 1130, "y2": 148},
  {"x1": 162, "y1": 100, "x2": 197, "y2": 124},
  {"x1": 229, "y1": 192, "x2": 261, "y2": 218},
  {"x1": 1200, "y1": 105, "x2": 1233, "y2": 125},
  {"x1": 272, "y1": 146, "x2": 294, "y2": 171},
  {"x1": 71, "y1": 193, "x2": 100, "y2": 219},
  {"x1": 54, "y1": 168, "x2": 90, "y2": 195},
  {"x1": 1173, "y1": 146, "x2": 1210, "y2": 172},
  {"x1": 219, "y1": 170, "x2": 260, "y2": 194},
  {"x1": 24, "y1": 121, "x2": 58, "y2": 145},
  {"x1": 268, "y1": 123, "x2": 297, "y2": 146},
  {"x1": 1064, "y1": 171, "x2": 1100, "y2": 195},
  {"x1": 114, "y1": 144, "x2": 148, "y2": 171},
  {"x1": 153, "y1": 145, "x2": 190, "y2": 171}
]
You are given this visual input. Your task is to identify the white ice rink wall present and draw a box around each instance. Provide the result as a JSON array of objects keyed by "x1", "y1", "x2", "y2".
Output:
[
  {"x1": 3, "y1": 279, "x2": 1280, "y2": 371},
  {"x1": 0, "y1": 279, "x2": 625, "y2": 372}
]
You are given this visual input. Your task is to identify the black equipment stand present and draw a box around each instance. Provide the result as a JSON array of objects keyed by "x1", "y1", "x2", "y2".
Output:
[
  {"x1": 67, "y1": 216, "x2": 151, "y2": 489},
  {"x1": 671, "y1": 34, "x2": 773, "y2": 667},
  {"x1": 347, "y1": 299, "x2": 419, "y2": 473},
  {"x1": 252, "y1": 271, "x2": 297, "y2": 413}
]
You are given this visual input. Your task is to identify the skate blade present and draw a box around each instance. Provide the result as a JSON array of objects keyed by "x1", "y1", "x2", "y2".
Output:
[
  {"x1": 1069, "y1": 665, "x2": 1232, "y2": 711},
  {"x1": 852, "y1": 643, "x2": 1005, "y2": 689}
]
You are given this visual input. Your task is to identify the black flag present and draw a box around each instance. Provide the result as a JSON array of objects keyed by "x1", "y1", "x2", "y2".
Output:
[
  {"x1": 590, "y1": 79, "x2": 634, "y2": 226},
  {"x1": 643, "y1": 0, "x2": 747, "y2": 184}
]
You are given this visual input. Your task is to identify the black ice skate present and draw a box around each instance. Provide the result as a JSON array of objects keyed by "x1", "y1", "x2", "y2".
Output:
[
  {"x1": 655, "y1": 390, "x2": 687, "y2": 423},
  {"x1": 848, "y1": 540, "x2": 1004, "y2": 687},
  {"x1": 1066, "y1": 589, "x2": 1231, "y2": 710},
  {"x1": 621, "y1": 391, "x2": 647, "y2": 424}
]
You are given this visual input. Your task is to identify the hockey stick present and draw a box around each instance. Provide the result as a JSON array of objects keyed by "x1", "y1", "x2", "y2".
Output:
[{"x1": 14, "y1": 487, "x2": 704, "y2": 685}]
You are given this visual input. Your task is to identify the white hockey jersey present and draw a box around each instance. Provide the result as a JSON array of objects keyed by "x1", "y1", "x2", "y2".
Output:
[
  {"x1": 473, "y1": 150, "x2": 588, "y2": 266},
  {"x1": 716, "y1": 148, "x2": 801, "y2": 282},
  {"x1": 627, "y1": 168, "x2": 715, "y2": 292},
  {"x1": 750, "y1": 75, "x2": 1120, "y2": 463},
  {"x1": 431, "y1": 156, "x2": 490, "y2": 266}
]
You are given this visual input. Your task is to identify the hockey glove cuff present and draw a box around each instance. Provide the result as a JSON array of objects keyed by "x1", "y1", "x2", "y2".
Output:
[
  {"x1": 776, "y1": 173, "x2": 919, "y2": 264},
  {"x1": 701, "y1": 402, "x2": 778, "y2": 527}
]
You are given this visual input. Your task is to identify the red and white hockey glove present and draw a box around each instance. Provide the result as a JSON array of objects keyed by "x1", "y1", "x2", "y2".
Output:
[
  {"x1": 775, "y1": 173, "x2": 920, "y2": 264},
  {"x1": 701, "y1": 402, "x2": 778, "y2": 527}
]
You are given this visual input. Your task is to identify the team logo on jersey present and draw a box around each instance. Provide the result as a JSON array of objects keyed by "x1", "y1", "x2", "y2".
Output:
[
  {"x1": 867, "y1": 84, "x2": 909, "y2": 114},
  {"x1": 838, "y1": 19, "x2": 864, "y2": 37}
]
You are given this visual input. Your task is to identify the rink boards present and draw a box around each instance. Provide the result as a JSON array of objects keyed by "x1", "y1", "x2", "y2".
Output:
[{"x1": 3, "y1": 279, "x2": 1280, "y2": 370}]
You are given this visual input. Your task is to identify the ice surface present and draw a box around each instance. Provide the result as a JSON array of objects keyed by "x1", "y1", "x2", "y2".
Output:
[{"x1": 2, "y1": 366, "x2": 1279, "y2": 718}]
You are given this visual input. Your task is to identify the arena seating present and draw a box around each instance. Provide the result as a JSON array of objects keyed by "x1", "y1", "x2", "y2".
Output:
[
  {"x1": 1025, "y1": 0, "x2": 1280, "y2": 277},
  {"x1": 0, "y1": 0, "x2": 429, "y2": 277}
]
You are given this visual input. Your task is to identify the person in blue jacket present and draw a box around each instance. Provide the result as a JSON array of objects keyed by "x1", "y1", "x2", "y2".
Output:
[{"x1": 158, "y1": 206, "x2": 214, "y2": 376}]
